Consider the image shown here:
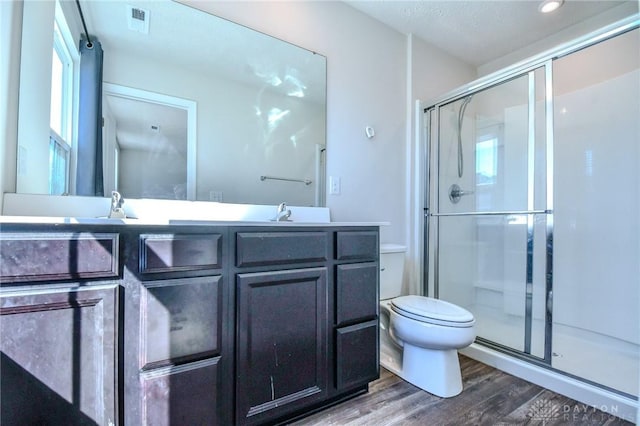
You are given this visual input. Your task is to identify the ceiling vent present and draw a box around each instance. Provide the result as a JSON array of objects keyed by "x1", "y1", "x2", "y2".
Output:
[{"x1": 127, "y1": 5, "x2": 150, "y2": 34}]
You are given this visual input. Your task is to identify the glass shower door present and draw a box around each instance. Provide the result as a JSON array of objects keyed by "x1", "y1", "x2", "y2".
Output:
[
  {"x1": 426, "y1": 21, "x2": 639, "y2": 399},
  {"x1": 431, "y1": 68, "x2": 549, "y2": 359}
]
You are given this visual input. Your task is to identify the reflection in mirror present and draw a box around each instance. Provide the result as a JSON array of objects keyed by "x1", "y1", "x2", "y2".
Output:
[
  {"x1": 102, "y1": 83, "x2": 196, "y2": 200},
  {"x1": 16, "y1": 0, "x2": 326, "y2": 206}
]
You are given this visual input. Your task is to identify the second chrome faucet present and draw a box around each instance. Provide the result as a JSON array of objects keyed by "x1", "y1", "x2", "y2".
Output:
[{"x1": 275, "y1": 202, "x2": 292, "y2": 221}]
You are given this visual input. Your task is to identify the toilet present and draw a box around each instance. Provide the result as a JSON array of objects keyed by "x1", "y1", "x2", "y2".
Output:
[{"x1": 379, "y1": 244, "x2": 476, "y2": 398}]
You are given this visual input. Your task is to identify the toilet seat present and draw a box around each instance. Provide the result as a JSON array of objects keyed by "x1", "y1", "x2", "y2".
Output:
[{"x1": 391, "y1": 295, "x2": 475, "y2": 328}]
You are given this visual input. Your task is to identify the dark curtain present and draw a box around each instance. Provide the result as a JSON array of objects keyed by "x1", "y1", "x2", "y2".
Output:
[{"x1": 76, "y1": 38, "x2": 104, "y2": 196}]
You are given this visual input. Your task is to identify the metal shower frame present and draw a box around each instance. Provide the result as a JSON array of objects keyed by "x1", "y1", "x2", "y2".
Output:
[{"x1": 421, "y1": 15, "x2": 639, "y2": 369}]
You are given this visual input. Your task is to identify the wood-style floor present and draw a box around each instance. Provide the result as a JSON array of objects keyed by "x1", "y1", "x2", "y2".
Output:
[{"x1": 291, "y1": 355, "x2": 633, "y2": 425}]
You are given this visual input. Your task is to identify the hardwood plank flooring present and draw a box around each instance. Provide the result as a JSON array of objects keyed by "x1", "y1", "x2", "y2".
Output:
[{"x1": 291, "y1": 355, "x2": 634, "y2": 425}]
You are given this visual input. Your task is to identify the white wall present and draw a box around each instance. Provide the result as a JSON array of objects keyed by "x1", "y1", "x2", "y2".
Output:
[
  {"x1": 118, "y1": 149, "x2": 187, "y2": 199},
  {"x1": 15, "y1": 1, "x2": 54, "y2": 195},
  {"x1": 409, "y1": 35, "x2": 477, "y2": 104},
  {"x1": 101, "y1": 100, "x2": 118, "y2": 195}
]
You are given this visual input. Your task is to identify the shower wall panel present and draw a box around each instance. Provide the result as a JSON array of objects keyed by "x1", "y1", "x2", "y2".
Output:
[{"x1": 552, "y1": 28, "x2": 639, "y2": 396}]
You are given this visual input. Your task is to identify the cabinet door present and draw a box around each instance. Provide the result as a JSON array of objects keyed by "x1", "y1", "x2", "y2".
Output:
[
  {"x1": 336, "y1": 320, "x2": 379, "y2": 391},
  {"x1": 236, "y1": 267, "x2": 328, "y2": 425},
  {"x1": 0, "y1": 284, "x2": 118, "y2": 425}
]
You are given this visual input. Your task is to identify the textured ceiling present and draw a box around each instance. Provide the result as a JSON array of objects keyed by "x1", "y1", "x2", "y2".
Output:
[{"x1": 345, "y1": 1, "x2": 634, "y2": 66}]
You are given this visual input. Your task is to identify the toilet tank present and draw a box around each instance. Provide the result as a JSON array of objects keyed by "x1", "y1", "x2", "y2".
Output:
[{"x1": 380, "y1": 244, "x2": 406, "y2": 300}]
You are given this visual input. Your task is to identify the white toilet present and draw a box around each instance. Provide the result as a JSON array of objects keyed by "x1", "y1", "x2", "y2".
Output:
[{"x1": 379, "y1": 244, "x2": 476, "y2": 398}]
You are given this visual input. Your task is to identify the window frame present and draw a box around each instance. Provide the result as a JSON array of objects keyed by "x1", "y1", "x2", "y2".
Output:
[{"x1": 48, "y1": 0, "x2": 79, "y2": 195}]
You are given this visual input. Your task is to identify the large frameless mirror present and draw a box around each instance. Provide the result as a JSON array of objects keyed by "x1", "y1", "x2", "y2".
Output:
[{"x1": 17, "y1": 0, "x2": 327, "y2": 206}]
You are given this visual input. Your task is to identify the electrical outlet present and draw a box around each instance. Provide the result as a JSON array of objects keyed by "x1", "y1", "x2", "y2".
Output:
[
  {"x1": 209, "y1": 191, "x2": 223, "y2": 202},
  {"x1": 329, "y1": 176, "x2": 341, "y2": 195}
]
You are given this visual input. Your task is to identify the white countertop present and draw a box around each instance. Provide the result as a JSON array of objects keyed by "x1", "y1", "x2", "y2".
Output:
[
  {"x1": 1, "y1": 194, "x2": 388, "y2": 227},
  {"x1": 0, "y1": 215, "x2": 388, "y2": 227}
]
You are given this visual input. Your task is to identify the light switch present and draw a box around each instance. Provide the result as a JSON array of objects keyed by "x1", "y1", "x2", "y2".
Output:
[{"x1": 329, "y1": 176, "x2": 341, "y2": 195}]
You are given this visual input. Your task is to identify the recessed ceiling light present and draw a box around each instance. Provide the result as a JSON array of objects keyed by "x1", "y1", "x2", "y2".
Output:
[{"x1": 539, "y1": 0, "x2": 564, "y2": 13}]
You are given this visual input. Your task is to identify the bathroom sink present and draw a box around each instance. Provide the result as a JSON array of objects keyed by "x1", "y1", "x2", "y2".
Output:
[{"x1": 95, "y1": 216, "x2": 138, "y2": 220}]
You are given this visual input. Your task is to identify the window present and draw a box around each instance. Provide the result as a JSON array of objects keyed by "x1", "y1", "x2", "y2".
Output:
[
  {"x1": 475, "y1": 137, "x2": 498, "y2": 186},
  {"x1": 475, "y1": 127, "x2": 502, "y2": 211},
  {"x1": 49, "y1": 2, "x2": 77, "y2": 195},
  {"x1": 49, "y1": 135, "x2": 70, "y2": 194}
]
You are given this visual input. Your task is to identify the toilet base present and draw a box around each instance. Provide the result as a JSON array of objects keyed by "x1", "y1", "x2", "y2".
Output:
[
  {"x1": 380, "y1": 326, "x2": 403, "y2": 376},
  {"x1": 402, "y1": 344, "x2": 463, "y2": 398}
]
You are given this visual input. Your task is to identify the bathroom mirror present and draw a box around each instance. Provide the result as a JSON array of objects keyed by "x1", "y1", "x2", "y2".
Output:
[{"x1": 16, "y1": 0, "x2": 327, "y2": 206}]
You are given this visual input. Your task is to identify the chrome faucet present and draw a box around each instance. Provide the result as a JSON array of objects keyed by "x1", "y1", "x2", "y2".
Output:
[
  {"x1": 275, "y1": 202, "x2": 292, "y2": 222},
  {"x1": 108, "y1": 191, "x2": 126, "y2": 219}
]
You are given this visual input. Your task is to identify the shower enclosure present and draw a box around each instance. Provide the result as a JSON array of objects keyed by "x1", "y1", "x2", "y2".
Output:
[{"x1": 423, "y1": 18, "x2": 639, "y2": 403}]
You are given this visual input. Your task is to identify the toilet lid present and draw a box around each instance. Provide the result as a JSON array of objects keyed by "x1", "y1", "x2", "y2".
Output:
[{"x1": 391, "y1": 295, "x2": 475, "y2": 327}]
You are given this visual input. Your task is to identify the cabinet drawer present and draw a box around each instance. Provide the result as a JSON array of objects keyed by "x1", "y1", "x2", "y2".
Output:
[
  {"x1": 336, "y1": 263, "x2": 379, "y2": 326},
  {"x1": 336, "y1": 320, "x2": 379, "y2": 391},
  {"x1": 141, "y1": 358, "x2": 221, "y2": 425},
  {"x1": 0, "y1": 232, "x2": 119, "y2": 283},
  {"x1": 1, "y1": 285, "x2": 118, "y2": 424},
  {"x1": 236, "y1": 232, "x2": 328, "y2": 267},
  {"x1": 335, "y1": 231, "x2": 378, "y2": 261},
  {"x1": 140, "y1": 234, "x2": 222, "y2": 274},
  {"x1": 141, "y1": 276, "x2": 222, "y2": 368}
]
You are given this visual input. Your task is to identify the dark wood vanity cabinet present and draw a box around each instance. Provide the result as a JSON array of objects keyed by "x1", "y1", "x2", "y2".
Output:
[{"x1": 0, "y1": 223, "x2": 379, "y2": 426}]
